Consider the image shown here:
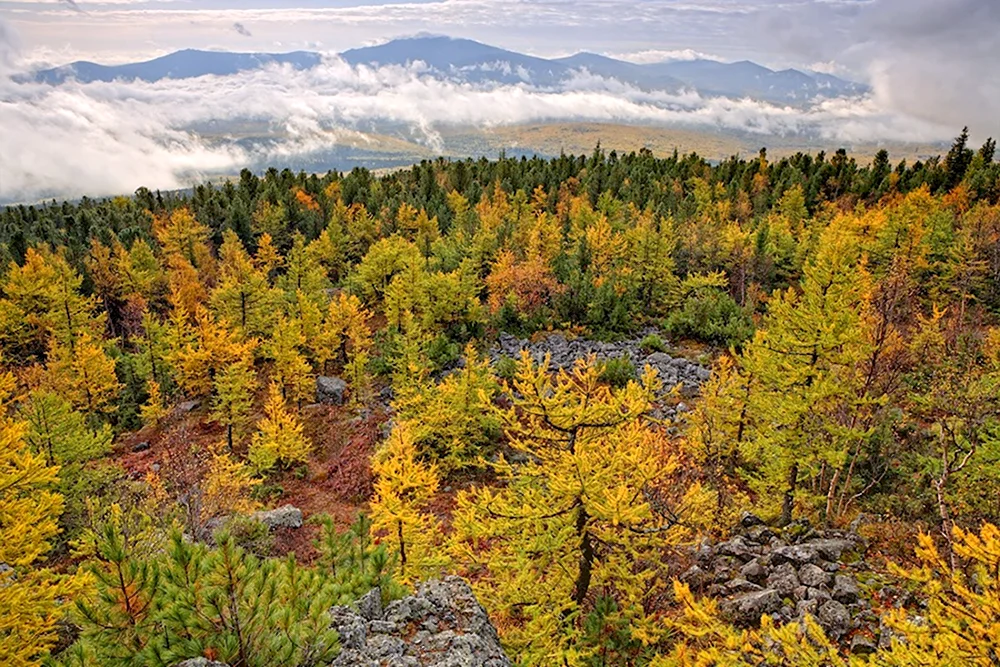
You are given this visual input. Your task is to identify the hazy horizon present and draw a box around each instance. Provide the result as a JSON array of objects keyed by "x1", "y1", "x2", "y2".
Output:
[{"x1": 1, "y1": 0, "x2": 997, "y2": 202}]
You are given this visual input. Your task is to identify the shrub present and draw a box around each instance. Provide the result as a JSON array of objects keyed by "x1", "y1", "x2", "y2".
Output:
[
  {"x1": 494, "y1": 355, "x2": 518, "y2": 382},
  {"x1": 664, "y1": 288, "x2": 754, "y2": 348},
  {"x1": 598, "y1": 356, "x2": 636, "y2": 388},
  {"x1": 639, "y1": 333, "x2": 667, "y2": 354}
]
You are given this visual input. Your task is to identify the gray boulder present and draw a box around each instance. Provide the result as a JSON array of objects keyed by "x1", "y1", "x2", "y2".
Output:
[
  {"x1": 316, "y1": 376, "x2": 348, "y2": 405},
  {"x1": 720, "y1": 589, "x2": 781, "y2": 626},
  {"x1": 252, "y1": 504, "x2": 303, "y2": 530},
  {"x1": 330, "y1": 577, "x2": 512, "y2": 667},
  {"x1": 798, "y1": 563, "x2": 831, "y2": 588},
  {"x1": 765, "y1": 563, "x2": 800, "y2": 597},
  {"x1": 818, "y1": 600, "x2": 851, "y2": 638},
  {"x1": 832, "y1": 574, "x2": 861, "y2": 603}
]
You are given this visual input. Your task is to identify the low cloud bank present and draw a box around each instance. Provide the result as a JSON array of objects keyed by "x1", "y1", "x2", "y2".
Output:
[{"x1": 0, "y1": 54, "x2": 957, "y2": 203}]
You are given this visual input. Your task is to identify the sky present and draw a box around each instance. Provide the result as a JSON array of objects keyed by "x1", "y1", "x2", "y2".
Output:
[{"x1": 1, "y1": 0, "x2": 998, "y2": 201}]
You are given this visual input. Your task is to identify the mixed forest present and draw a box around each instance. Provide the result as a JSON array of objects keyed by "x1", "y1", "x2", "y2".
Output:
[{"x1": 3, "y1": 128, "x2": 1000, "y2": 666}]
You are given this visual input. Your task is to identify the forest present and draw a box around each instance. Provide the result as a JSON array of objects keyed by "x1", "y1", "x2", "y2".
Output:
[{"x1": 2, "y1": 127, "x2": 1000, "y2": 666}]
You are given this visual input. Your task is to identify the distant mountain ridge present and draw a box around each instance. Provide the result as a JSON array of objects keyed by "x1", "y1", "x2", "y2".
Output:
[
  {"x1": 24, "y1": 36, "x2": 866, "y2": 104},
  {"x1": 25, "y1": 49, "x2": 322, "y2": 85}
]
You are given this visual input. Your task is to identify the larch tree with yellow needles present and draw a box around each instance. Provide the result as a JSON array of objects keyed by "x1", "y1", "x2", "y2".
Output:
[
  {"x1": 0, "y1": 368, "x2": 66, "y2": 667},
  {"x1": 450, "y1": 353, "x2": 685, "y2": 665},
  {"x1": 249, "y1": 381, "x2": 311, "y2": 473},
  {"x1": 369, "y1": 424, "x2": 448, "y2": 585}
]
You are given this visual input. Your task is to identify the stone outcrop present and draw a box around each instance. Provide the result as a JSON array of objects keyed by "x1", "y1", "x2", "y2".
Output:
[
  {"x1": 329, "y1": 577, "x2": 512, "y2": 667},
  {"x1": 317, "y1": 376, "x2": 348, "y2": 405},
  {"x1": 170, "y1": 577, "x2": 511, "y2": 667},
  {"x1": 251, "y1": 504, "x2": 304, "y2": 530},
  {"x1": 684, "y1": 514, "x2": 877, "y2": 646},
  {"x1": 490, "y1": 331, "x2": 710, "y2": 398}
]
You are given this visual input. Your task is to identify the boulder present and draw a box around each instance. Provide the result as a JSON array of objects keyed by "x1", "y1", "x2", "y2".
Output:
[
  {"x1": 818, "y1": 600, "x2": 851, "y2": 638},
  {"x1": 798, "y1": 563, "x2": 831, "y2": 588},
  {"x1": 833, "y1": 574, "x2": 861, "y2": 603},
  {"x1": 739, "y1": 559, "x2": 767, "y2": 584},
  {"x1": 720, "y1": 589, "x2": 781, "y2": 626},
  {"x1": 316, "y1": 376, "x2": 348, "y2": 405},
  {"x1": 132, "y1": 441, "x2": 151, "y2": 453},
  {"x1": 252, "y1": 504, "x2": 303, "y2": 530},
  {"x1": 173, "y1": 660, "x2": 229, "y2": 667},
  {"x1": 765, "y1": 563, "x2": 800, "y2": 597},
  {"x1": 851, "y1": 635, "x2": 877, "y2": 655},
  {"x1": 329, "y1": 577, "x2": 512, "y2": 666}
]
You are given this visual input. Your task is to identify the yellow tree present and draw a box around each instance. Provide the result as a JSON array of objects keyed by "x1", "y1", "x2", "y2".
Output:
[
  {"x1": 393, "y1": 341, "x2": 499, "y2": 472},
  {"x1": 876, "y1": 523, "x2": 1000, "y2": 666},
  {"x1": 0, "y1": 246, "x2": 104, "y2": 359},
  {"x1": 266, "y1": 317, "x2": 314, "y2": 407},
  {"x1": 201, "y1": 445, "x2": 261, "y2": 521},
  {"x1": 248, "y1": 382, "x2": 311, "y2": 473},
  {"x1": 738, "y1": 224, "x2": 872, "y2": 525},
  {"x1": 211, "y1": 229, "x2": 280, "y2": 338},
  {"x1": 450, "y1": 354, "x2": 683, "y2": 664},
  {"x1": 370, "y1": 424, "x2": 448, "y2": 584},
  {"x1": 0, "y1": 368, "x2": 66, "y2": 666},
  {"x1": 211, "y1": 349, "x2": 258, "y2": 451},
  {"x1": 46, "y1": 332, "x2": 120, "y2": 418}
]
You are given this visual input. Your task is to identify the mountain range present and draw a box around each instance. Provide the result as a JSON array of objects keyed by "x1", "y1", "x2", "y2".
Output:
[{"x1": 24, "y1": 35, "x2": 866, "y2": 105}]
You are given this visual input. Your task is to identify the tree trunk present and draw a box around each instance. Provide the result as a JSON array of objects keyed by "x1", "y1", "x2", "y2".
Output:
[
  {"x1": 397, "y1": 519, "x2": 407, "y2": 579},
  {"x1": 781, "y1": 462, "x2": 798, "y2": 526},
  {"x1": 572, "y1": 504, "x2": 594, "y2": 610}
]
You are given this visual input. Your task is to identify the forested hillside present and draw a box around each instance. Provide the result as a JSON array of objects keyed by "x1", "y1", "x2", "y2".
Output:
[{"x1": 3, "y1": 129, "x2": 1000, "y2": 666}]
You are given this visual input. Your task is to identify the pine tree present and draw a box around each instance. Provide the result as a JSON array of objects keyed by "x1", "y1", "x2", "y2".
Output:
[
  {"x1": 139, "y1": 379, "x2": 169, "y2": 426},
  {"x1": 211, "y1": 230, "x2": 280, "y2": 338}
]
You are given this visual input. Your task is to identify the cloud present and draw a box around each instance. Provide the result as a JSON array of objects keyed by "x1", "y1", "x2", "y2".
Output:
[
  {"x1": 232, "y1": 22, "x2": 252, "y2": 37},
  {"x1": 610, "y1": 48, "x2": 724, "y2": 64},
  {"x1": 752, "y1": 0, "x2": 1000, "y2": 140},
  {"x1": 0, "y1": 55, "x2": 958, "y2": 203}
]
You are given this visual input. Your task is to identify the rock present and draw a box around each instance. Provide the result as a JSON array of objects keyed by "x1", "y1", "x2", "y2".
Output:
[
  {"x1": 329, "y1": 577, "x2": 512, "y2": 666},
  {"x1": 739, "y1": 512, "x2": 765, "y2": 529},
  {"x1": 720, "y1": 589, "x2": 781, "y2": 627},
  {"x1": 173, "y1": 660, "x2": 229, "y2": 667},
  {"x1": 810, "y1": 538, "x2": 858, "y2": 561},
  {"x1": 765, "y1": 563, "x2": 800, "y2": 597},
  {"x1": 746, "y1": 524, "x2": 776, "y2": 543},
  {"x1": 177, "y1": 399, "x2": 200, "y2": 413},
  {"x1": 851, "y1": 634, "x2": 877, "y2": 655},
  {"x1": 832, "y1": 574, "x2": 861, "y2": 603},
  {"x1": 796, "y1": 599, "x2": 819, "y2": 619},
  {"x1": 132, "y1": 441, "x2": 151, "y2": 453},
  {"x1": 805, "y1": 587, "x2": 832, "y2": 603},
  {"x1": 798, "y1": 563, "x2": 831, "y2": 588},
  {"x1": 356, "y1": 587, "x2": 383, "y2": 621},
  {"x1": 771, "y1": 544, "x2": 821, "y2": 565},
  {"x1": 252, "y1": 504, "x2": 303, "y2": 529},
  {"x1": 725, "y1": 578, "x2": 763, "y2": 594},
  {"x1": 316, "y1": 376, "x2": 348, "y2": 405},
  {"x1": 739, "y1": 559, "x2": 767, "y2": 584},
  {"x1": 680, "y1": 565, "x2": 710, "y2": 590},
  {"x1": 717, "y1": 536, "x2": 757, "y2": 562},
  {"x1": 817, "y1": 600, "x2": 851, "y2": 638}
]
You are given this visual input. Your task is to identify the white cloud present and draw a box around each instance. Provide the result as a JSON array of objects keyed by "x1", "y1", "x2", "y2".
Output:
[
  {"x1": 610, "y1": 48, "x2": 724, "y2": 64},
  {"x1": 0, "y1": 55, "x2": 957, "y2": 203}
]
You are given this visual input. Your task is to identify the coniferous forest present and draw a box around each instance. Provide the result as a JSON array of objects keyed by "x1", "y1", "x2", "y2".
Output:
[{"x1": 4, "y1": 131, "x2": 1000, "y2": 666}]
